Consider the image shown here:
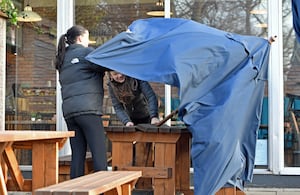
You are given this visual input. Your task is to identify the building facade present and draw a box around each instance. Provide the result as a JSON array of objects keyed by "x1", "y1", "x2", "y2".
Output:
[{"x1": 3, "y1": 0, "x2": 300, "y2": 193}]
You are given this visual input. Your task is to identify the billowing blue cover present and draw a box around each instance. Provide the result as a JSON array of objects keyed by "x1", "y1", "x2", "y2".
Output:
[
  {"x1": 86, "y1": 18, "x2": 270, "y2": 195},
  {"x1": 292, "y1": 0, "x2": 300, "y2": 43}
]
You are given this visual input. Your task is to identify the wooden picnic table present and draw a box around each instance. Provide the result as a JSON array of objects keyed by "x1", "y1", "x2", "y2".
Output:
[
  {"x1": 105, "y1": 125, "x2": 193, "y2": 195},
  {"x1": 0, "y1": 130, "x2": 74, "y2": 195}
]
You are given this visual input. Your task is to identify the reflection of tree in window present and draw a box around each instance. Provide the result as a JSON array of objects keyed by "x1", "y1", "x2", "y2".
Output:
[
  {"x1": 172, "y1": 0, "x2": 265, "y2": 36},
  {"x1": 283, "y1": 0, "x2": 299, "y2": 82},
  {"x1": 291, "y1": 40, "x2": 300, "y2": 66},
  {"x1": 282, "y1": 0, "x2": 295, "y2": 70}
]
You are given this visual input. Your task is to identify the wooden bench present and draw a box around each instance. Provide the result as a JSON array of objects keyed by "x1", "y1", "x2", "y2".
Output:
[{"x1": 35, "y1": 171, "x2": 142, "y2": 195}]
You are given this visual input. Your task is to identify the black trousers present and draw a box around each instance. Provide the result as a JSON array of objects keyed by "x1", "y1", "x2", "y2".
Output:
[{"x1": 66, "y1": 114, "x2": 107, "y2": 178}]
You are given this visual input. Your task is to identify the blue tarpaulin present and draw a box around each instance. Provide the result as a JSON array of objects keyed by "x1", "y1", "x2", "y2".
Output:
[
  {"x1": 86, "y1": 18, "x2": 270, "y2": 195},
  {"x1": 292, "y1": 0, "x2": 300, "y2": 43}
]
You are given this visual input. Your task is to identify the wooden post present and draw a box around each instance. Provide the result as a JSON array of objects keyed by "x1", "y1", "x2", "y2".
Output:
[{"x1": 0, "y1": 11, "x2": 7, "y2": 132}]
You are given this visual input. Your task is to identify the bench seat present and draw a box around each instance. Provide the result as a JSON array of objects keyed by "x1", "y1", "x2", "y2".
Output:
[{"x1": 35, "y1": 171, "x2": 142, "y2": 195}]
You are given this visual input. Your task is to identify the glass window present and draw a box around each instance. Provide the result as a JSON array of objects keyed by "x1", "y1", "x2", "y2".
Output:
[
  {"x1": 172, "y1": 0, "x2": 267, "y2": 37},
  {"x1": 172, "y1": 0, "x2": 269, "y2": 168},
  {"x1": 73, "y1": 0, "x2": 271, "y2": 168},
  {"x1": 5, "y1": 0, "x2": 57, "y2": 165},
  {"x1": 283, "y1": 0, "x2": 300, "y2": 167},
  {"x1": 74, "y1": 0, "x2": 180, "y2": 124}
]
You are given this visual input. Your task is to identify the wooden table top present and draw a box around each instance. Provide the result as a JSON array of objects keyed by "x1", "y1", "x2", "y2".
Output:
[
  {"x1": 0, "y1": 130, "x2": 74, "y2": 142},
  {"x1": 105, "y1": 124, "x2": 188, "y2": 133}
]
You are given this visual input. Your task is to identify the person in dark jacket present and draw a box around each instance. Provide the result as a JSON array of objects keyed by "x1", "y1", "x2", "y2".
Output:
[
  {"x1": 55, "y1": 25, "x2": 108, "y2": 178},
  {"x1": 108, "y1": 70, "x2": 159, "y2": 188},
  {"x1": 108, "y1": 71, "x2": 160, "y2": 126}
]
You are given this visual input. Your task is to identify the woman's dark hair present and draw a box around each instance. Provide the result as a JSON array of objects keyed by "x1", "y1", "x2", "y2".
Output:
[{"x1": 55, "y1": 25, "x2": 88, "y2": 70}]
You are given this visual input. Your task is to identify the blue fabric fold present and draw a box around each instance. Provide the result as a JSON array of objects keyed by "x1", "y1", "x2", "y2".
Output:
[
  {"x1": 292, "y1": 0, "x2": 300, "y2": 43},
  {"x1": 86, "y1": 18, "x2": 270, "y2": 195}
]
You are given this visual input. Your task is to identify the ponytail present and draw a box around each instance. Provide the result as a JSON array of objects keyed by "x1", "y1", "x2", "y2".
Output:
[
  {"x1": 55, "y1": 25, "x2": 87, "y2": 71},
  {"x1": 55, "y1": 34, "x2": 66, "y2": 70}
]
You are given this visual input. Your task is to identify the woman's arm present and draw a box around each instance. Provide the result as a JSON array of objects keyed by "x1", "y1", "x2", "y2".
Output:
[
  {"x1": 85, "y1": 47, "x2": 111, "y2": 72},
  {"x1": 139, "y1": 80, "x2": 159, "y2": 120}
]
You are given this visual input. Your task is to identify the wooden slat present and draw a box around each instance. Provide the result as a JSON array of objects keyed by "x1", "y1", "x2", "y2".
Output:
[
  {"x1": 105, "y1": 126, "x2": 136, "y2": 133},
  {"x1": 107, "y1": 131, "x2": 181, "y2": 143},
  {"x1": 123, "y1": 126, "x2": 136, "y2": 132},
  {"x1": 121, "y1": 183, "x2": 132, "y2": 195},
  {"x1": 215, "y1": 187, "x2": 246, "y2": 195},
  {"x1": 0, "y1": 143, "x2": 8, "y2": 195},
  {"x1": 0, "y1": 164, "x2": 7, "y2": 195},
  {"x1": 170, "y1": 126, "x2": 185, "y2": 133},
  {"x1": 158, "y1": 125, "x2": 171, "y2": 133},
  {"x1": 117, "y1": 166, "x2": 172, "y2": 178},
  {"x1": 112, "y1": 126, "x2": 125, "y2": 132},
  {"x1": 104, "y1": 189, "x2": 118, "y2": 195},
  {"x1": 154, "y1": 143, "x2": 176, "y2": 195},
  {"x1": 1, "y1": 159, "x2": 7, "y2": 187},
  {"x1": 136, "y1": 124, "x2": 158, "y2": 132},
  {"x1": 134, "y1": 142, "x2": 152, "y2": 167},
  {"x1": 35, "y1": 171, "x2": 142, "y2": 195},
  {"x1": 175, "y1": 133, "x2": 191, "y2": 191},
  {"x1": 6, "y1": 179, "x2": 32, "y2": 191},
  {"x1": 3, "y1": 146, "x2": 24, "y2": 191},
  {"x1": 32, "y1": 142, "x2": 46, "y2": 191},
  {"x1": 105, "y1": 126, "x2": 189, "y2": 134},
  {"x1": 0, "y1": 131, "x2": 74, "y2": 142},
  {"x1": 31, "y1": 141, "x2": 59, "y2": 191}
]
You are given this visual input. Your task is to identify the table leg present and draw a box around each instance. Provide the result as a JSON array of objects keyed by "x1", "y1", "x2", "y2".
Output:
[
  {"x1": 0, "y1": 164, "x2": 7, "y2": 195},
  {"x1": 176, "y1": 133, "x2": 193, "y2": 194},
  {"x1": 111, "y1": 142, "x2": 133, "y2": 170},
  {"x1": 32, "y1": 141, "x2": 59, "y2": 193},
  {"x1": 0, "y1": 143, "x2": 8, "y2": 195},
  {"x1": 3, "y1": 146, "x2": 25, "y2": 190},
  {"x1": 154, "y1": 143, "x2": 176, "y2": 195},
  {"x1": 134, "y1": 142, "x2": 152, "y2": 189}
]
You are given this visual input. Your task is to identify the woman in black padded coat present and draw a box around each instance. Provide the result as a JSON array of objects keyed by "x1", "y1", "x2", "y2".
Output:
[{"x1": 56, "y1": 25, "x2": 108, "y2": 178}]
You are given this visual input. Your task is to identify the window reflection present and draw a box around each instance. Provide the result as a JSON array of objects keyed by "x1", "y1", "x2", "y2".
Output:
[
  {"x1": 284, "y1": 0, "x2": 300, "y2": 167},
  {"x1": 173, "y1": 0, "x2": 267, "y2": 37},
  {"x1": 5, "y1": 0, "x2": 57, "y2": 165}
]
